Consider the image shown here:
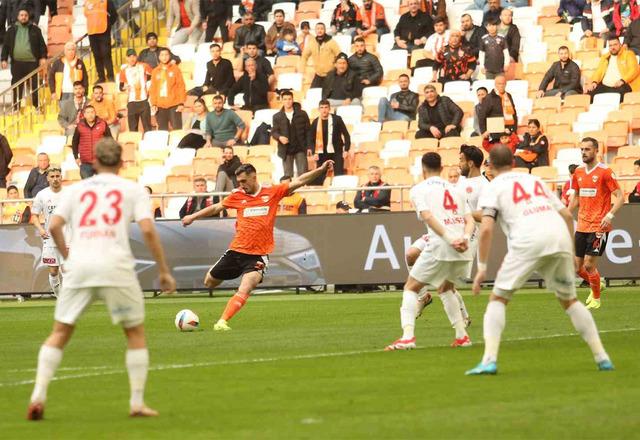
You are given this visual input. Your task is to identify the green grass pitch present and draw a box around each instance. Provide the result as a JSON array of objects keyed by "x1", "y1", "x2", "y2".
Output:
[{"x1": 1, "y1": 287, "x2": 639, "y2": 439}]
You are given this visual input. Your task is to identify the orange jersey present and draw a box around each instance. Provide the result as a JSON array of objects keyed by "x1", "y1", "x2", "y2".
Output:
[
  {"x1": 222, "y1": 183, "x2": 290, "y2": 255},
  {"x1": 571, "y1": 163, "x2": 619, "y2": 233}
]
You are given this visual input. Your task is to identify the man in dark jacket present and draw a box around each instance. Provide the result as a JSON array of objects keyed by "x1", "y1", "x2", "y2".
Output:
[
  {"x1": 582, "y1": 0, "x2": 615, "y2": 38},
  {"x1": 500, "y1": 9, "x2": 521, "y2": 63},
  {"x1": 478, "y1": 74, "x2": 518, "y2": 140},
  {"x1": 378, "y1": 73, "x2": 418, "y2": 122},
  {"x1": 71, "y1": 105, "x2": 112, "y2": 179},
  {"x1": 309, "y1": 100, "x2": 351, "y2": 185},
  {"x1": 201, "y1": 0, "x2": 231, "y2": 42},
  {"x1": 537, "y1": 46, "x2": 582, "y2": 97},
  {"x1": 228, "y1": 57, "x2": 269, "y2": 112},
  {"x1": 238, "y1": 0, "x2": 270, "y2": 21},
  {"x1": 179, "y1": 177, "x2": 213, "y2": 218},
  {"x1": 483, "y1": 0, "x2": 502, "y2": 25},
  {"x1": 272, "y1": 91, "x2": 311, "y2": 177},
  {"x1": 137, "y1": 32, "x2": 181, "y2": 68},
  {"x1": 1, "y1": 8, "x2": 47, "y2": 109},
  {"x1": 214, "y1": 146, "x2": 242, "y2": 192},
  {"x1": 24, "y1": 152, "x2": 49, "y2": 198},
  {"x1": 624, "y1": 16, "x2": 640, "y2": 55},
  {"x1": 0, "y1": 0, "x2": 41, "y2": 40},
  {"x1": 0, "y1": 133, "x2": 12, "y2": 187},
  {"x1": 393, "y1": 0, "x2": 433, "y2": 51},
  {"x1": 322, "y1": 53, "x2": 359, "y2": 107},
  {"x1": 234, "y1": 12, "x2": 266, "y2": 54},
  {"x1": 416, "y1": 84, "x2": 463, "y2": 139},
  {"x1": 189, "y1": 43, "x2": 234, "y2": 96},
  {"x1": 242, "y1": 41, "x2": 275, "y2": 88},
  {"x1": 348, "y1": 37, "x2": 383, "y2": 99},
  {"x1": 354, "y1": 165, "x2": 391, "y2": 212},
  {"x1": 460, "y1": 13, "x2": 486, "y2": 57}
]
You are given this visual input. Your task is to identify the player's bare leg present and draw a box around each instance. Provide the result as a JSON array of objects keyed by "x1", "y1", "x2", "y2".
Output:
[
  {"x1": 466, "y1": 294, "x2": 508, "y2": 375},
  {"x1": 48, "y1": 266, "x2": 61, "y2": 298},
  {"x1": 28, "y1": 321, "x2": 75, "y2": 420},
  {"x1": 405, "y1": 247, "x2": 432, "y2": 318},
  {"x1": 125, "y1": 325, "x2": 158, "y2": 417},
  {"x1": 439, "y1": 281, "x2": 471, "y2": 347},
  {"x1": 214, "y1": 271, "x2": 262, "y2": 331},
  {"x1": 385, "y1": 276, "x2": 424, "y2": 351}
]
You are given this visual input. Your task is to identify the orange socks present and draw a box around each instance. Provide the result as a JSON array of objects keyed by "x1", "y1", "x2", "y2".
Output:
[
  {"x1": 587, "y1": 269, "x2": 602, "y2": 300},
  {"x1": 577, "y1": 267, "x2": 590, "y2": 283},
  {"x1": 221, "y1": 292, "x2": 250, "y2": 321}
]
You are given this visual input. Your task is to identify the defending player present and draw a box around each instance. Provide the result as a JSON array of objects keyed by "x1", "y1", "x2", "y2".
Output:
[
  {"x1": 569, "y1": 137, "x2": 624, "y2": 309},
  {"x1": 27, "y1": 139, "x2": 176, "y2": 420},
  {"x1": 182, "y1": 161, "x2": 334, "y2": 331},
  {"x1": 467, "y1": 146, "x2": 613, "y2": 375},
  {"x1": 30, "y1": 167, "x2": 66, "y2": 297},
  {"x1": 386, "y1": 152, "x2": 475, "y2": 351}
]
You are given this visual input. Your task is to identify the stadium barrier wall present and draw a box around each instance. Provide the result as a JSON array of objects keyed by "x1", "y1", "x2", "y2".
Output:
[{"x1": 1, "y1": 206, "x2": 640, "y2": 294}]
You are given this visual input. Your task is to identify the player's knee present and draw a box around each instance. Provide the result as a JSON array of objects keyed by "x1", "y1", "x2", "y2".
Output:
[
  {"x1": 405, "y1": 248, "x2": 419, "y2": 267},
  {"x1": 49, "y1": 266, "x2": 59, "y2": 276},
  {"x1": 583, "y1": 261, "x2": 596, "y2": 272},
  {"x1": 47, "y1": 322, "x2": 74, "y2": 348}
]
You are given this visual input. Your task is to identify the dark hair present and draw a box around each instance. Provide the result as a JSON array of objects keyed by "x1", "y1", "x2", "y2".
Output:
[
  {"x1": 487, "y1": 19, "x2": 500, "y2": 26},
  {"x1": 246, "y1": 41, "x2": 258, "y2": 48},
  {"x1": 235, "y1": 163, "x2": 257, "y2": 176},
  {"x1": 210, "y1": 43, "x2": 221, "y2": 50},
  {"x1": 528, "y1": 118, "x2": 541, "y2": 128},
  {"x1": 158, "y1": 47, "x2": 171, "y2": 56},
  {"x1": 301, "y1": 21, "x2": 310, "y2": 29},
  {"x1": 280, "y1": 175, "x2": 292, "y2": 182},
  {"x1": 634, "y1": 159, "x2": 640, "y2": 167},
  {"x1": 568, "y1": 164, "x2": 579, "y2": 174},
  {"x1": 213, "y1": 94, "x2": 224, "y2": 102},
  {"x1": 7, "y1": 185, "x2": 18, "y2": 193},
  {"x1": 223, "y1": 146, "x2": 234, "y2": 152},
  {"x1": 73, "y1": 81, "x2": 84, "y2": 88},
  {"x1": 194, "y1": 177, "x2": 207, "y2": 184},
  {"x1": 421, "y1": 152, "x2": 442, "y2": 171},
  {"x1": 461, "y1": 13, "x2": 472, "y2": 20},
  {"x1": 18, "y1": 8, "x2": 30, "y2": 17},
  {"x1": 243, "y1": 11, "x2": 254, "y2": 17},
  {"x1": 274, "y1": 8, "x2": 285, "y2": 15},
  {"x1": 194, "y1": 98, "x2": 208, "y2": 111},
  {"x1": 282, "y1": 28, "x2": 295, "y2": 37},
  {"x1": 558, "y1": 45, "x2": 569, "y2": 52},
  {"x1": 316, "y1": 22, "x2": 326, "y2": 29},
  {"x1": 319, "y1": 99, "x2": 330, "y2": 107},
  {"x1": 353, "y1": 37, "x2": 365, "y2": 44},
  {"x1": 607, "y1": 35, "x2": 620, "y2": 43},
  {"x1": 581, "y1": 137, "x2": 599, "y2": 149},
  {"x1": 460, "y1": 145, "x2": 484, "y2": 168},
  {"x1": 398, "y1": 73, "x2": 410, "y2": 80},
  {"x1": 92, "y1": 85, "x2": 103, "y2": 92},
  {"x1": 84, "y1": 104, "x2": 95, "y2": 112},
  {"x1": 145, "y1": 185, "x2": 153, "y2": 194},
  {"x1": 434, "y1": 17, "x2": 447, "y2": 25},
  {"x1": 95, "y1": 138, "x2": 122, "y2": 167},
  {"x1": 477, "y1": 87, "x2": 488, "y2": 93},
  {"x1": 280, "y1": 90, "x2": 293, "y2": 98},
  {"x1": 489, "y1": 145, "x2": 513, "y2": 169}
]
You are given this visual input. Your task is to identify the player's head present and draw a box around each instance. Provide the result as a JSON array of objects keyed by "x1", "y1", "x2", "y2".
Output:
[
  {"x1": 94, "y1": 138, "x2": 123, "y2": 173},
  {"x1": 46, "y1": 166, "x2": 63, "y2": 190},
  {"x1": 280, "y1": 175, "x2": 292, "y2": 183},
  {"x1": 421, "y1": 152, "x2": 442, "y2": 177},
  {"x1": 235, "y1": 163, "x2": 258, "y2": 193},
  {"x1": 488, "y1": 145, "x2": 514, "y2": 175},
  {"x1": 580, "y1": 137, "x2": 599, "y2": 165},
  {"x1": 193, "y1": 177, "x2": 207, "y2": 192},
  {"x1": 459, "y1": 144, "x2": 484, "y2": 177}
]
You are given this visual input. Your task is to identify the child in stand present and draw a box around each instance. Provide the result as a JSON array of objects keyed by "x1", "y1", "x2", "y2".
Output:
[
  {"x1": 297, "y1": 21, "x2": 311, "y2": 52},
  {"x1": 276, "y1": 28, "x2": 301, "y2": 57},
  {"x1": 482, "y1": 130, "x2": 519, "y2": 153}
]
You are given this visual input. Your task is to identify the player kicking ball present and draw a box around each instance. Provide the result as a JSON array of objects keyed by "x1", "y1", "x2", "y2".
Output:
[
  {"x1": 182, "y1": 161, "x2": 334, "y2": 331},
  {"x1": 27, "y1": 139, "x2": 177, "y2": 420},
  {"x1": 386, "y1": 152, "x2": 475, "y2": 351},
  {"x1": 568, "y1": 138, "x2": 623, "y2": 310},
  {"x1": 467, "y1": 146, "x2": 613, "y2": 375}
]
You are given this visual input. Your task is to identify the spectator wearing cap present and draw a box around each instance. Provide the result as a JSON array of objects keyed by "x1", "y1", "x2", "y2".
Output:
[
  {"x1": 322, "y1": 53, "x2": 359, "y2": 107},
  {"x1": 300, "y1": 23, "x2": 342, "y2": 88},
  {"x1": 348, "y1": 37, "x2": 383, "y2": 99},
  {"x1": 478, "y1": 74, "x2": 517, "y2": 140},
  {"x1": 357, "y1": 0, "x2": 390, "y2": 40},
  {"x1": 478, "y1": 19, "x2": 509, "y2": 79},
  {"x1": 24, "y1": 153, "x2": 49, "y2": 198},
  {"x1": 58, "y1": 81, "x2": 88, "y2": 136},
  {"x1": 265, "y1": 8, "x2": 296, "y2": 56},
  {"x1": 537, "y1": 46, "x2": 582, "y2": 98},
  {"x1": 234, "y1": 12, "x2": 266, "y2": 54},
  {"x1": 48, "y1": 42, "x2": 88, "y2": 103},
  {"x1": 2, "y1": 185, "x2": 31, "y2": 224},
  {"x1": 309, "y1": 100, "x2": 351, "y2": 185},
  {"x1": 415, "y1": 16, "x2": 449, "y2": 69},
  {"x1": 514, "y1": 119, "x2": 549, "y2": 170},
  {"x1": 89, "y1": 84, "x2": 119, "y2": 138},
  {"x1": 460, "y1": 13, "x2": 486, "y2": 57},
  {"x1": 149, "y1": 48, "x2": 187, "y2": 130},
  {"x1": 586, "y1": 35, "x2": 640, "y2": 102},
  {"x1": 84, "y1": 0, "x2": 118, "y2": 82},
  {"x1": 331, "y1": 0, "x2": 362, "y2": 35},
  {"x1": 582, "y1": 0, "x2": 615, "y2": 40},
  {"x1": 272, "y1": 90, "x2": 311, "y2": 177},
  {"x1": 201, "y1": 0, "x2": 232, "y2": 42},
  {"x1": 138, "y1": 32, "x2": 182, "y2": 69},
  {"x1": 72, "y1": 105, "x2": 112, "y2": 179},
  {"x1": 278, "y1": 176, "x2": 307, "y2": 215},
  {"x1": 482, "y1": 0, "x2": 502, "y2": 25},
  {"x1": 377, "y1": 73, "x2": 418, "y2": 122},
  {"x1": 498, "y1": 8, "x2": 520, "y2": 64},
  {"x1": 415, "y1": 84, "x2": 463, "y2": 139},
  {"x1": 435, "y1": 30, "x2": 476, "y2": 84},
  {"x1": 0, "y1": 132, "x2": 11, "y2": 188},
  {"x1": 189, "y1": 44, "x2": 234, "y2": 97},
  {"x1": 393, "y1": 0, "x2": 434, "y2": 51},
  {"x1": 628, "y1": 159, "x2": 640, "y2": 203},
  {"x1": 167, "y1": 0, "x2": 202, "y2": 45},
  {"x1": 354, "y1": 166, "x2": 391, "y2": 212},
  {"x1": 119, "y1": 48, "x2": 153, "y2": 132},
  {"x1": 228, "y1": 57, "x2": 269, "y2": 112}
]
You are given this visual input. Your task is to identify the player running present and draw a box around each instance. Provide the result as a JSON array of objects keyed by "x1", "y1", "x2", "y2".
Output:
[
  {"x1": 569, "y1": 137, "x2": 623, "y2": 310},
  {"x1": 30, "y1": 167, "x2": 67, "y2": 297},
  {"x1": 386, "y1": 152, "x2": 475, "y2": 351},
  {"x1": 27, "y1": 139, "x2": 176, "y2": 420},
  {"x1": 182, "y1": 161, "x2": 334, "y2": 331},
  {"x1": 467, "y1": 146, "x2": 613, "y2": 375}
]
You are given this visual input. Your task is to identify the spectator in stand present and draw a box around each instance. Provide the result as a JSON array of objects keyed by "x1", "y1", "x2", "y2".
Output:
[
  {"x1": 613, "y1": 0, "x2": 639, "y2": 37},
  {"x1": 561, "y1": 163, "x2": 579, "y2": 206},
  {"x1": 582, "y1": 0, "x2": 615, "y2": 39},
  {"x1": 2, "y1": 185, "x2": 31, "y2": 224},
  {"x1": 559, "y1": 0, "x2": 586, "y2": 24},
  {"x1": 322, "y1": 53, "x2": 359, "y2": 107},
  {"x1": 514, "y1": 119, "x2": 549, "y2": 170},
  {"x1": 84, "y1": 0, "x2": 118, "y2": 83},
  {"x1": 189, "y1": 44, "x2": 235, "y2": 97},
  {"x1": 272, "y1": 90, "x2": 311, "y2": 177},
  {"x1": 297, "y1": 21, "x2": 311, "y2": 52},
  {"x1": 309, "y1": 100, "x2": 351, "y2": 185},
  {"x1": 276, "y1": 28, "x2": 301, "y2": 57},
  {"x1": 278, "y1": 175, "x2": 307, "y2": 215},
  {"x1": 479, "y1": 19, "x2": 509, "y2": 79},
  {"x1": 624, "y1": 15, "x2": 640, "y2": 55},
  {"x1": 119, "y1": 49, "x2": 153, "y2": 132},
  {"x1": 0, "y1": 0, "x2": 40, "y2": 36},
  {"x1": 435, "y1": 30, "x2": 477, "y2": 84},
  {"x1": 144, "y1": 186, "x2": 163, "y2": 218},
  {"x1": 472, "y1": 86, "x2": 488, "y2": 135},
  {"x1": 0, "y1": 9, "x2": 47, "y2": 109},
  {"x1": 72, "y1": 105, "x2": 112, "y2": 179},
  {"x1": 378, "y1": 74, "x2": 419, "y2": 122},
  {"x1": 537, "y1": 46, "x2": 583, "y2": 98},
  {"x1": 48, "y1": 42, "x2": 88, "y2": 103},
  {"x1": 447, "y1": 167, "x2": 461, "y2": 184},
  {"x1": 461, "y1": 13, "x2": 486, "y2": 57},
  {"x1": 354, "y1": 166, "x2": 391, "y2": 212},
  {"x1": 482, "y1": 130, "x2": 518, "y2": 153},
  {"x1": 89, "y1": 84, "x2": 119, "y2": 139},
  {"x1": 498, "y1": 8, "x2": 520, "y2": 64},
  {"x1": 177, "y1": 98, "x2": 208, "y2": 149},
  {"x1": 331, "y1": 0, "x2": 362, "y2": 35},
  {"x1": 238, "y1": 0, "x2": 270, "y2": 21},
  {"x1": 58, "y1": 81, "x2": 88, "y2": 136},
  {"x1": 335, "y1": 201, "x2": 352, "y2": 213},
  {"x1": 415, "y1": 84, "x2": 463, "y2": 139},
  {"x1": 167, "y1": 0, "x2": 202, "y2": 45},
  {"x1": 242, "y1": 41, "x2": 275, "y2": 88},
  {"x1": 415, "y1": 16, "x2": 449, "y2": 69},
  {"x1": 301, "y1": 23, "x2": 341, "y2": 88},
  {"x1": 24, "y1": 153, "x2": 49, "y2": 198},
  {"x1": 421, "y1": 0, "x2": 447, "y2": 18},
  {"x1": 265, "y1": 9, "x2": 296, "y2": 56},
  {"x1": 149, "y1": 48, "x2": 187, "y2": 130},
  {"x1": 394, "y1": 0, "x2": 433, "y2": 51},
  {"x1": 586, "y1": 35, "x2": 640, "y2": 101},
  {"x1": 357, "y1": 0, "x2": 390, "y2": 40},
  {"x1": 201, "y1": 0, "x2": 231, "y2": 42},
  {"x1": 179, "y1": 177, "x2": 213, "y2": 219},
  {"x1": 348, "y1": 37, "x2": 383, "y2": 99},
  {"x1": 138, "y1": 32, "x2": 181, "y2": 69},
  {"x1": 628, "y1": 159, "x2": 640, "y2": 202},
  {"x1": 0, "y1": 132, "x2": 11, "y2": 188},
  {"x1": 233, "y1": 12, "x2": 266, "y2": 55},
  {"x1": 228, "y1": 57, "x2": 269, "y2": 112},
  {"x1": 204, "y1": 95, "x2": 246, "y2": 147},
  {"x1": 482, "y1": 0, "x2": 502, "y2": 25},
  {"x1": 478, "y1": 74, "x2": 517, "y2": 139},
  {"x1": 214, "y1": 146, "x2": 242, "y2": 193}
]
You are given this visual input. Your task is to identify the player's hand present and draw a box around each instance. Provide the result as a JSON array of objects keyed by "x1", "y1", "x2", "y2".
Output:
[
  {"x1": 182, "y1": 215, "x2": 194, "y2": 227},
  {"x1": 600, "y1": 217, "x2": 612, "y2": 230},
  {"x1": 321, "y1": 160, "x2": 334, "y2": 172},
  {"x1": 451, "y1": 238, "x2": 468, "y2": 252},
  {"x1": 159, "y1": 272, "x2": 177, "y2": 294},
  {"x1": 472, "y1": 270, "x2": 486, "y2": 295}
]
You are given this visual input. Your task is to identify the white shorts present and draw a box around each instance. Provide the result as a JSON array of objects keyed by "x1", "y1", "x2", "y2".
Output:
[
  {"x1": 42, "y1": 244, "x2": 63, "y2": 267},
  {"x1": 409, "y1": 249, "x2": 471, "y2": 289},
  {"x1": 494, "y1": 252, "x2": 577, "y2": 301},
  {"x1": 54, "y1": 284, "x2": 145, "y2": 328},
  {"x1": 410, "y1": 235, "x2": 429, "y2": 252}
]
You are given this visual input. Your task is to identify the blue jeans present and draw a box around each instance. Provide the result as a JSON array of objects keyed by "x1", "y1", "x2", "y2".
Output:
[{"x1": 378, "y1": 98, "x2": 411, "y2": 122}]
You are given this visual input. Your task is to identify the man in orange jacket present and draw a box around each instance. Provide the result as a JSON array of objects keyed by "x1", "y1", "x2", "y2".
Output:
[
  {"x1": 84, "y1": 0, "x2": 118, "y2": 83},
  {"x1": 149, "y1": 48, "x2": 187, "y2": 130},
  {"x1": 586, "y1": 35, "x2": 640, "y2": 102}
]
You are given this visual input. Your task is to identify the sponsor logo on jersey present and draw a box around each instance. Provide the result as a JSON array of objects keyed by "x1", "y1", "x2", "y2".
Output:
[
  {"x1": 592, "y1": 175, "x2": 599, "y2": 183},
  {"x1": 261, "y1": 196, "x2": 270, "y2": 203},
  {"x1": 244, "y1": 206, "x2": 270, "y2": 217},
  {"x1": 579, "y1": 188, "x2": 597, "y2": 197}
]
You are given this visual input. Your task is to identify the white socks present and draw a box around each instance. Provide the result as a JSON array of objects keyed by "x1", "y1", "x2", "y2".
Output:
[
  {"x1": 482, "y1": 300, "x2": 506, "y2": 365},
  {"x1": 30, "y1": 345, "x2": 63, "y2": 403},
  {"x1": 566, "y1": 302, "x2": 610, "y2": 363},
  {"x1": 454, "y1": 290, "x2": 469, "y2": 321},
  {"x1": 440, "y1": 290, "x2": 468, "y2": 339},
  {"x1": 49, "y1": 274, "x2": 61, "y2": 296},
  {"x1": 400, "y1": 290, "x2": 419, "y2": 340},
  {"x1": 126, "y1": 348, "x2": 149, "y2": 409}
]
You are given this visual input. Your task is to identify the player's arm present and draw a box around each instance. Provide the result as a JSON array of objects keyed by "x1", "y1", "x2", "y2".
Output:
[
  {"x1": 48, "y1": 215, "x2": 69, "y2": 259},
  {"x1": 419, "y1": 210, "x2": 461, "y2": 247},
  {"x1": 471, "y1": 209, "x2": 483, "y2": 223},
  {"x1": 472, "y1": 209, "x2": 497, "y2": 295},
  {"x1": 138, "y1": 218, "x2": 176, "y2": 294},
  {"x1": 182, "y1": 201, "x2": 225, "y2": 226},
  {"x1": 287, "y1": 160, "x2": 334, "y2": 193},
  {"x1": 30, "y1": 208, "x2": 48, "y2": 239},
  {"x1": 557, "y1": 207, "x2": 575, "y2": 237},
  {"x1": 601, "y1": 187, "x2": 624, "y2": 229}
]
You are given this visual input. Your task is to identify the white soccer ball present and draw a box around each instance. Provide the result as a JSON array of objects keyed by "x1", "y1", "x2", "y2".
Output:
[{"x1": 174, "y1": 309, "x2": 200, "y2": 332}]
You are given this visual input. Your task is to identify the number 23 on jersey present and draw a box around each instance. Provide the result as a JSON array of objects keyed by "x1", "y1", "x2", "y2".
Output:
[{"x1": 79, "y1": 190, "x2": 123, "y2": 227}]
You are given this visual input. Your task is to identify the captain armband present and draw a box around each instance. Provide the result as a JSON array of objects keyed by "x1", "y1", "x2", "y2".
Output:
[{"x1": 482, "y1": 207, "x2": 498, "y2": 219}]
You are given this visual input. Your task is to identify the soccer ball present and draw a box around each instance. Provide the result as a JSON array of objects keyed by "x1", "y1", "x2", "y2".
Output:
[{"x1": 175, "y1": 309, "x2": 200, "y2": 331}]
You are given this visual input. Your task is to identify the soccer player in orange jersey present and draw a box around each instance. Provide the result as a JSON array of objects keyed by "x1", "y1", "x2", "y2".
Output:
[
  {"x1": 182, "y1": 160, "x2": 334, "y2": 330},
  {"x1": 569, "y1": 138, "x2": 624, "y2": 310}
]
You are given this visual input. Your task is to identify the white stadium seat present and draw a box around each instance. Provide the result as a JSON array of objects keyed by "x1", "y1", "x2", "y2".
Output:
[{"x1": 336, "y1": 105, "x2": 363, "y2": 126}]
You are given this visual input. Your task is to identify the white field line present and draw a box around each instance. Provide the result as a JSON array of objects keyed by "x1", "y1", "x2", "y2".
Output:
[{"x1": 1, "y1": 327, "x2": 637, "y2": 388}]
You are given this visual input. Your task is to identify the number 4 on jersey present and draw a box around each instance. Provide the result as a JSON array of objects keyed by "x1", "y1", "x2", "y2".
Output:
[
  {"x1": 512, "y1": 181, "x2": 547, "y2": 204},
  {"x1": 443, "y1": 189, "x2": 458, "y2": 211}
]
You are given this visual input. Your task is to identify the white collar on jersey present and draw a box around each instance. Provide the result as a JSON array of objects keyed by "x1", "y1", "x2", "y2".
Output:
[{"x1": 247, "y1": 185, "x2": 262, "y2": 197}]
